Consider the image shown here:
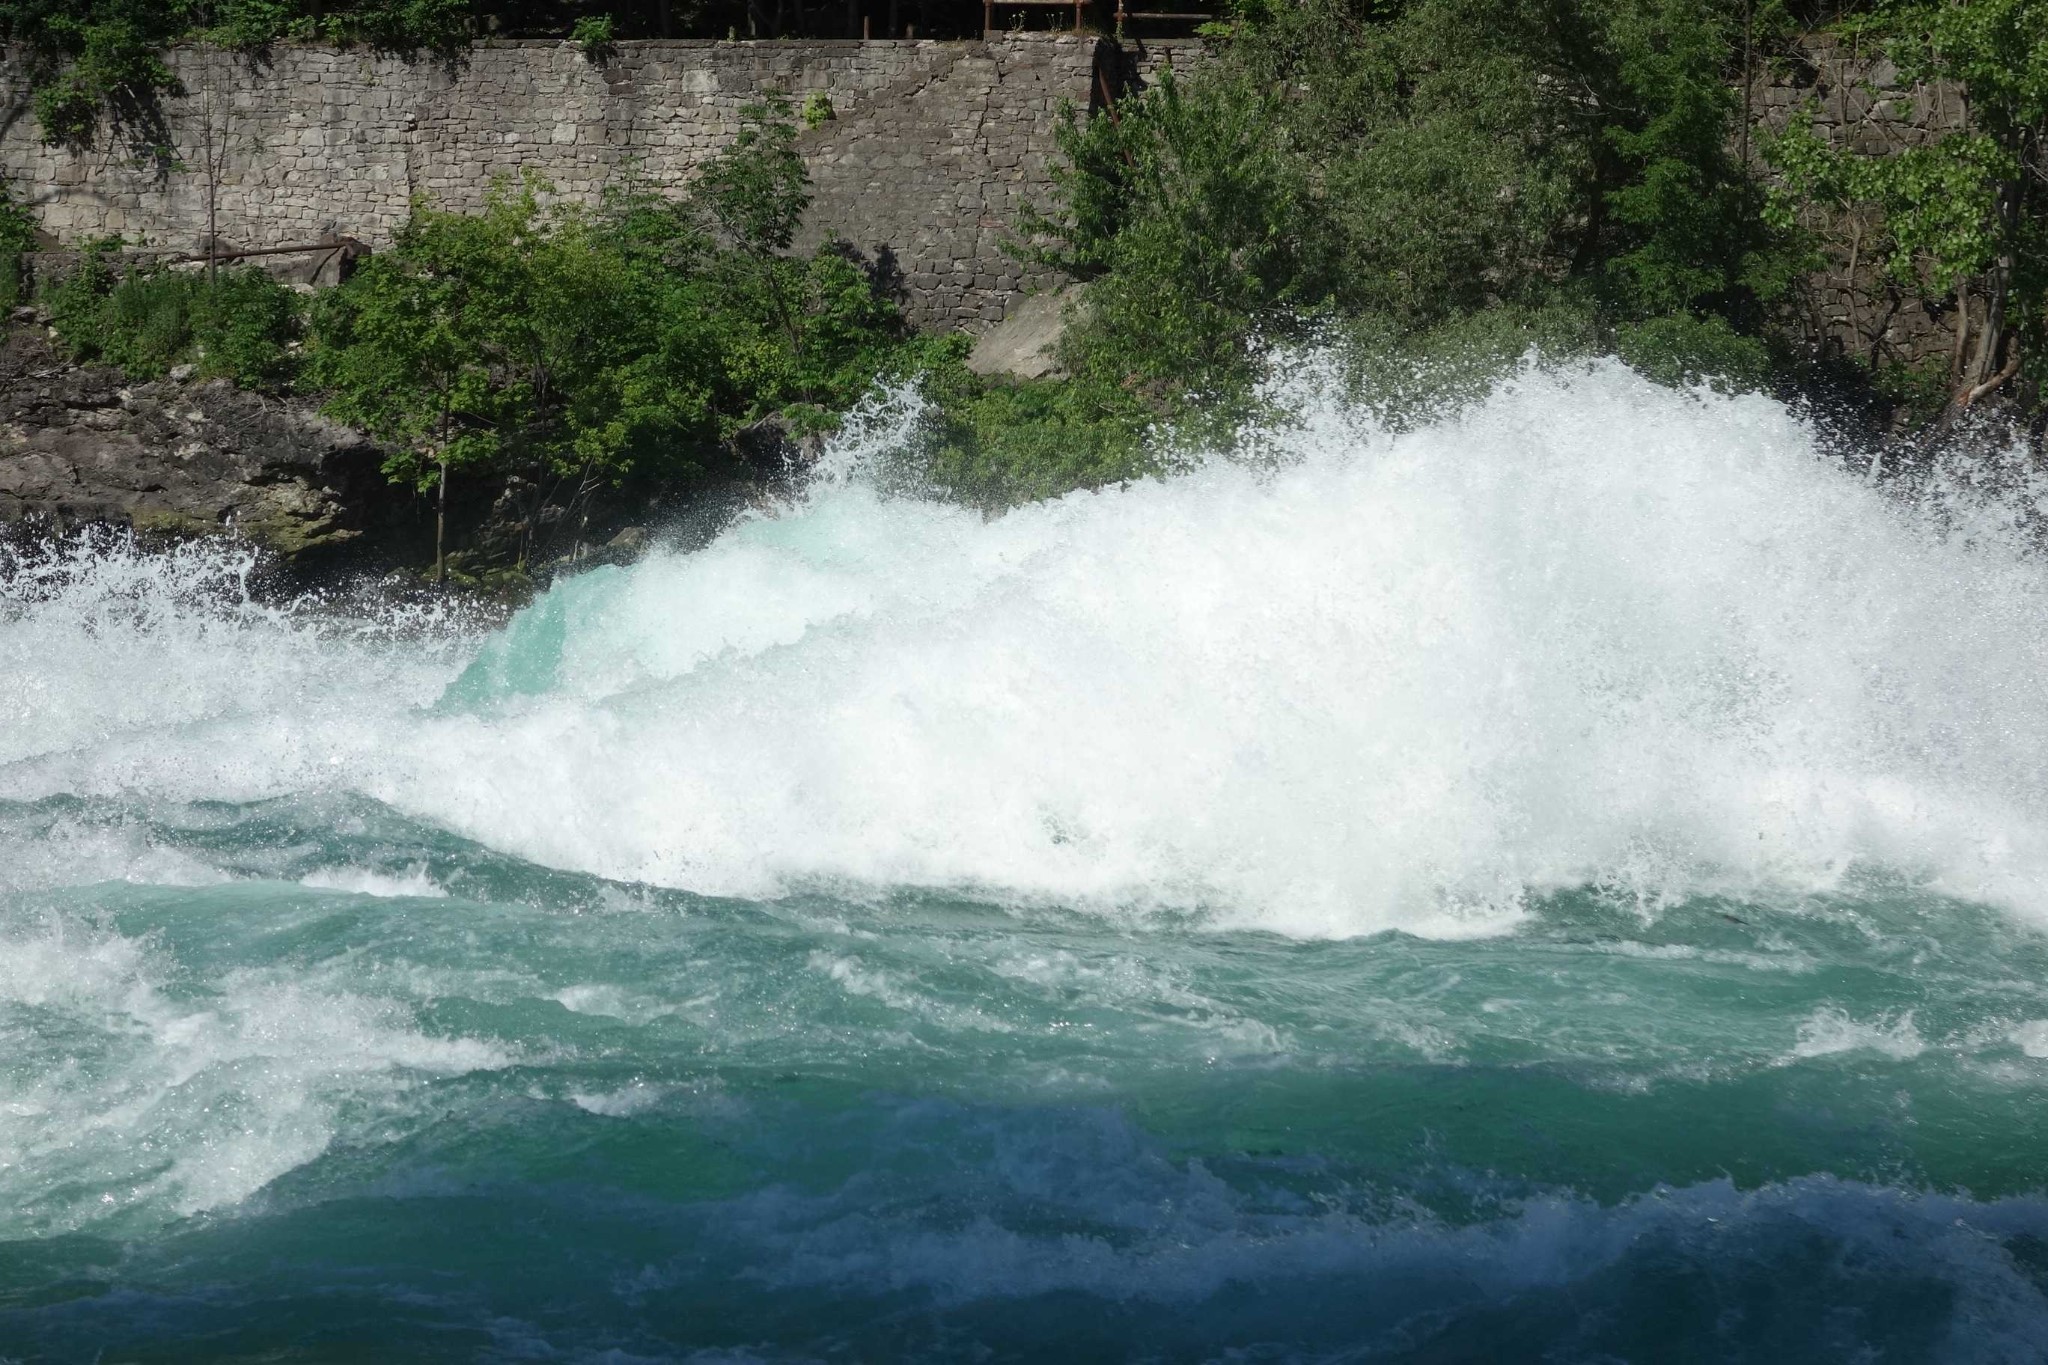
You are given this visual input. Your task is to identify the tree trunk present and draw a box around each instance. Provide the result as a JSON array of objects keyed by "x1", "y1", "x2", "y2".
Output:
[
  {"x1": 1974, "y1": 183, "x2": 2018, "y2": 387},
  {"x1": 1941, "y1": 182, "x2": 2022, "y2": 421},
  {"x1": 1952, "y1": 278, "x2": 1971, "y2": 385},
  {"x1": 435, "y1": 456, "x2": 448, "y2": 587}
]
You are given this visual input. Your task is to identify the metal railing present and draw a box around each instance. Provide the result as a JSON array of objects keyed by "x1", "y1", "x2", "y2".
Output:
[
  {"x1": 980, "y1": 0, "x2": 1210, "y2": 36},
  {"x1": 1112, "y1": 1, "x2": 1211, "y2": 33},
  {"x1": 983, "y1": 0, "x2": 1089, "y2": 33}
]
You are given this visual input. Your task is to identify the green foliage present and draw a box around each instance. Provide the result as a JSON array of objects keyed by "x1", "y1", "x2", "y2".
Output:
[
  {"x1": 1030, "y1": 69, "x2": 1337, "y2": 395},
  {"x1": 1594, "y1": 0, "x2": 1786, "y2": 320},
  {"x1": 1870, "y1": 354, "x2": 1952, "y2": 419},
  {"x1": 1614, "y1": 311, "x2": 1773, "y2": 392},
  {"x1": 309, "y1": 103, "x2": 914, "y2": 512},
  {"x1": 194, "y1": 0, "x2": 298, "y2": 48},
  {"x1": 572, "y1": 13, "x2": 615, "y2": 60},
  {"x1": 1767, "y1": 112, "x2": 2004, "y2": 296},
  {"x1": 41, "y1": 253, "x2": 304, "y2": 386},
  {"x1": 313, "y1": 0, "x2": 472, "y2": 50},
  {"x1": 0, "y1": 182, "x2": 42, "y2": 312},
  {"x1": 203, "y1": 0, "x2": 471, "y2": 50},
  {"x1": 1213, "y1": 0, "x2": 1588, "y2": 329},
  {"x1": 0, "y1": 0, "x2": 472, "y2": 150},
  {"x1": 801, "y1": 92, "x2": 835, "y2": 128},
  {"x1": 1026, "y1": 0, "x2": 1804, "y2": 430},
  {"x1": 1338, "y1": 302, "x2": 1606, "y2": 425},
  {"x1": 1767, "y1": 0, "x2": 2046, "y2": 394},
  {"x1": 20, "y1": 13, "x2": 182, "y2": 152},
  {"x1": 0, "y1": 185, "x2": 41, "y2": 257},
  {"x1": 311, "y1": 179, "x2": 660, "y2": 494},
  {"x1": 695, "y1": 101, "x2": 809, "y2": 254},
  {"x1": 911, "y1": 362, "x2": 1158, "y2": 508}
]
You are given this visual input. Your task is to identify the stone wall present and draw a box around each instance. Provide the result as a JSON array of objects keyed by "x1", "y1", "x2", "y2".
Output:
[
  {"x1": 1117, "y1": 36, "x2": 1205, "y2": 93},
  {"x1": 0, "y1": 31, "x2": 1987, "y2": 362},
  {"x1": 1750, "y1": 40, "x2": 1968, "y2": 375},
  {"x1": 0, "y1": 35, "x2": 1102, "y2": 330}
]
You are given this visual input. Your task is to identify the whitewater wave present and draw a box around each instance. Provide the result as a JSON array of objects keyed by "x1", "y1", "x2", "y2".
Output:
[
  {"x1": 0, "y1": 910, "x2": 510, "y2": 1235},
  {"x1": 7, "y1": 360, "x2": 2048, "y2": 936}
]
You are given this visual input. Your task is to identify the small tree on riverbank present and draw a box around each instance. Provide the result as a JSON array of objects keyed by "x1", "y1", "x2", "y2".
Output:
[{"x1": 307, "y1": 103, "x2": 914, "y2": 584}]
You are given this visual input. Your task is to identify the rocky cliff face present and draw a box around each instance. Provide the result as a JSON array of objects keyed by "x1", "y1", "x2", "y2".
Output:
[
  {"x1": 0, "y1": 328, "x2": 800, "y2": 589},
  {"x1": 0, "y1": 327, "x2": 415, "y2": 571}
]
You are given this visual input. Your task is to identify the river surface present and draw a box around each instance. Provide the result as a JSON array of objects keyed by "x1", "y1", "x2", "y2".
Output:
[{"x1": 4, "y1": 365, "x2": 2048, "y2": 1362}]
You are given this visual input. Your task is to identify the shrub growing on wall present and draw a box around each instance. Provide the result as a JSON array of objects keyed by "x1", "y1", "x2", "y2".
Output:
[{"x1": 308, "y1": 102, "x2": 916, "y2": 580}]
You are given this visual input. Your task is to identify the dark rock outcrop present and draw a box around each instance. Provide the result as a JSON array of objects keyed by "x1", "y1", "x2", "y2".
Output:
[
  {"x1": 0, "y1": 329, "x2": 820, "y2": 592},
  {"x1": 0, "y1": 328, "x2": 412, "y2": 572}
]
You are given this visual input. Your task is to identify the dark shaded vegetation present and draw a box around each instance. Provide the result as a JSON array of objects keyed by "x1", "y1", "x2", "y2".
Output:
[
  {"x1": 914, "y1": 0, "x2": 2043, "y2": 505},
  {"x1": 41, "y1": 252, "x2": 303, "y2": 385},
  {"x1": 1024, "y1": 0, "x2": 2043, "y2": 446}
]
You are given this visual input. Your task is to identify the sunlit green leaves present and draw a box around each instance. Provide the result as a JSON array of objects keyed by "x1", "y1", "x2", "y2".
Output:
[{"x1": 308, "y1": 105, "x2": 915, "y2": 500}]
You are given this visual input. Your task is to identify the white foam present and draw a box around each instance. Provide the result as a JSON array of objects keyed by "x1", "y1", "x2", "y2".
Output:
[
  {"x1": 300, "y1": 864, "x2": 449, "y2": 898},
  {"x1": 0, "y1": 531, "x2": 471, "y2": 801},
  {"x1": 0, "y1": 912, "x2": 511, "y2": 1234},
  {"x1": 11, "y1": 362, "x2": 2048, "y2": 937},
  {"x1": 1791, "y1": 1006, "x2": 1928, "y2": 1061},
  {"x1": 2009, "y1": 1020, "x2": 2048, "y2": 1058},
  {"x1": 0, "y1": 808, "x2": 235, "y2": 892},
  {"x1": 569, "y1": 1081, "x2": 667, "y2": 1116}
]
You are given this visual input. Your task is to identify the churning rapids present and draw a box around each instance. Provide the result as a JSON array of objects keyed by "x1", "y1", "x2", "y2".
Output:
[{"x1": 5, "y1": 361, "x2": 2048, "y2": 1362}]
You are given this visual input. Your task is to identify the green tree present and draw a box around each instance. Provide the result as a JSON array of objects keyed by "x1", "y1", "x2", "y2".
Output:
[
  {"x1": 0, "y1": 0, "x2": 186, "y2": 155},
  {"x1": 309, "y1": 105, "x2": 917, "y2": 581},
  {"x1": 309, "y1": 201, "x2": 501, "y2": 585},
  {"x1": 1030, "y1": 0, "x2": 1802, "y2": 409},
  {"x1": 1768, "y1": 0, "x2": 2046, "y2": 414},
  {"x1": 1029, "y1": 67, "x2": 1338, "y2": 396}
]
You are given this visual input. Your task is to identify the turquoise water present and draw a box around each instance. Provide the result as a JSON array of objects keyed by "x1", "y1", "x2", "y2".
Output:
[{"x1": 5, "y1": 367, "x2": 2048, "y2": 1361}]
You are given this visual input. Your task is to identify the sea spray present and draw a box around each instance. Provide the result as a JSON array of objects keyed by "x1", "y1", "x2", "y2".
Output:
[
  {"x1": 4, "y1": 359, "x2": 2048, "y2": 1359},
  {"x1": 10, "y1": 361, "x2": 2048, "y2": 934}
]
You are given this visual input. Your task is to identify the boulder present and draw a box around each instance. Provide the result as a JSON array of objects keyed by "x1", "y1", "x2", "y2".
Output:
[
  {"x1": 966, "y1": 286, "x2": 1080, "y2": 381},
  {"x1": 0, "y1": 328, "x2": 401, "y2": 568}
]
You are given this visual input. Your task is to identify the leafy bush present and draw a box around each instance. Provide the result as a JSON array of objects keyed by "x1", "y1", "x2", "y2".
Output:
[
  {"x1": 42, "y1": 254, "x2": 304, "y2": 386},
  {"x1": 571, "y1": 13, "x2": 614, "y2": 60},
  {"x1": 307, "y1": 103, "x2": 919, "y2": 573},
  {"x1": 1615, "y1": 312, "x2": 1774, "y2": 394},
  {"x1": 911, "y1": 363, "x2": 1158, "y2": 508},
  {"x1": 0, "y1": 181, "x2": 43, "y2": 312},
  {"x1": 1025, "y1": 0, "x2": 1804, "y2": 431},
  {"x1": 1029, "y1": 67, "x2": 1339, "y2": 398}
]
